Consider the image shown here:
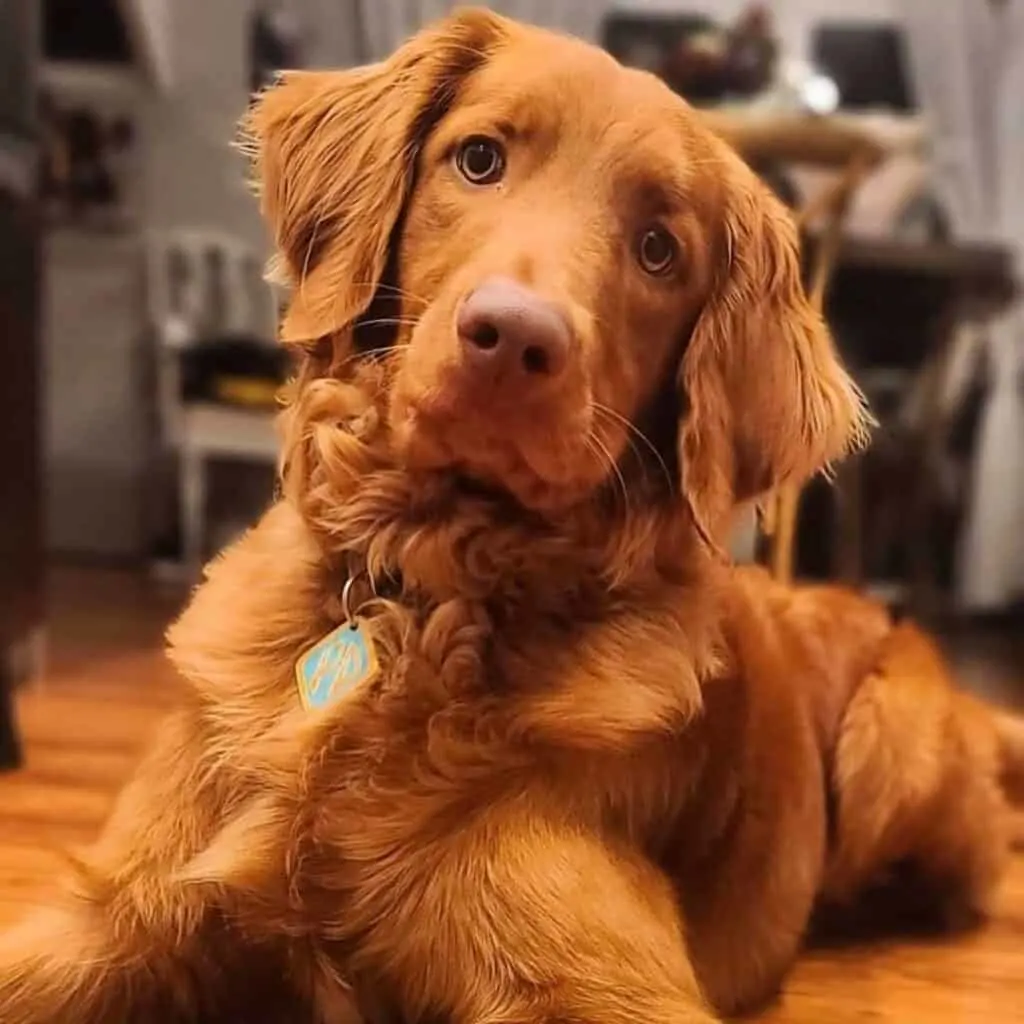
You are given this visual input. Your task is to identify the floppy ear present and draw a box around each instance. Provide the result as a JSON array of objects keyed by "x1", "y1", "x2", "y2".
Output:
[
  {"x1": 239, "y1": 8, "x2": 510, "y2": 344},
  {"x1": 678, "y1": 155, "x2": 871, "y2": 539}
]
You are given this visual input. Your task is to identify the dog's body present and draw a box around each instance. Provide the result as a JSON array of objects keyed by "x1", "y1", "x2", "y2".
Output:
[{"x1": 2, "y1": 10, "x2": 1021, "y2": 1024}]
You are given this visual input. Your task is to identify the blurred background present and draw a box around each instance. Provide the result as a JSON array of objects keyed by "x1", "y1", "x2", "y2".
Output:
[{"x1": 0, "y1": 0, "x2": 1022, "y2": 934}]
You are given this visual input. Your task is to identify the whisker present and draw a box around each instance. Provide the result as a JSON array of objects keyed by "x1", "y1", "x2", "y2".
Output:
[
  {"x1": 345, "y1": 280, "x2": 432, "y2": 311},
  {"x1": 333, "y1": 342, "x2": 412, "y2": 377},
  {"x1": 319, "y1": 280, "x2": 429, "y2": 338},
  {"x1": 587, "y1": 431, "x2": 630, "y2": 519},
  {"x1": 350, "y1": 343, "x2": 411, "y2": 360},
  {"x1": 360, "y1": 282, "x2": 432, "y2": 310},
  {"x1": 593, "y1": 403, "x2": 674, "y2": 493},
  {"x1": 354, "y1": 317, "x2": 423, "y2": 330},
  {"x1": 300, "y1": 208, "x2": 327, "y2": 297},
  {"x1": 614, "y1": 432, "x2": 647, "y2": 487},
  {"x1": 583, "y1": 435, "x2": 611, "y2": 486}
]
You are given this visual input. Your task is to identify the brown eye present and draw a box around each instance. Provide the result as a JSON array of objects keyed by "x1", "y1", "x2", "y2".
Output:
[
  {"x1": 455, "y1": 136, "x2": 506, "y2": 185},
  {"x1": 637, "y1": 227, "x2": 677, "y2": 276}
]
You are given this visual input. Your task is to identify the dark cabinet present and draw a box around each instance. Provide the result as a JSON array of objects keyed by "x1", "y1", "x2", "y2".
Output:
[
  {"x1": 0, "y1": 184, "x2": 43, "y2": 770},
  {"x1": 0, "y1": 0, "x2": 43, "y2": 769}
]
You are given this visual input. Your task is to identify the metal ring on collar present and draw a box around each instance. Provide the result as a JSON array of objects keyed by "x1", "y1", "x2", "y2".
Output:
[{"x1": 340, "y1": 575, "x2": 358, "y2": 623}]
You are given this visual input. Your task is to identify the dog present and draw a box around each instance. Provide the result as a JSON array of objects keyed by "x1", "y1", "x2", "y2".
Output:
[{"x1": 2, "y1": 9, "x2": 1022, "y2": 1023}]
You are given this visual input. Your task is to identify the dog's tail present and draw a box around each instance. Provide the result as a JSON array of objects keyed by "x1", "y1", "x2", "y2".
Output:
[{"x1": 993, "y1": 708, "x2": 1024, "y2": 806}]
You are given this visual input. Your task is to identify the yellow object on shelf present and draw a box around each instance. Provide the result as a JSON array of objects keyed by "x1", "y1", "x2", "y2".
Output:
[{"x1": 212, "y1": 376, "x2": 280, "y2": 410}]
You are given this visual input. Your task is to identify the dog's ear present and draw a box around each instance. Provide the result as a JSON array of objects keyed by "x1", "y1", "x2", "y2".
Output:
[
  {"x1": 678, "y1": 154, "x2": 871, "y2": 539},
  {"x1": 240, "y1": 9, "x2": 510, "y2": 345}
]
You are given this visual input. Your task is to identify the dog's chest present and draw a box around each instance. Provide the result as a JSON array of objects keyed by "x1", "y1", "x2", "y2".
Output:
[{"x1": 216, "y1": 595, "x2": 707, "y2": 927}]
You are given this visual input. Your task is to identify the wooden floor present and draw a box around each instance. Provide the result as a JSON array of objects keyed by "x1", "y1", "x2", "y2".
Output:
[{"x1": 2, "y1": 566, "x2": 1024, "y2": 1021}]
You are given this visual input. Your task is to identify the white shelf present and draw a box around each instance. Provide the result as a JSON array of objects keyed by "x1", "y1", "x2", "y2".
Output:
[{"x1": 40, "y1": 62, "x2": 145, "y2": 101}]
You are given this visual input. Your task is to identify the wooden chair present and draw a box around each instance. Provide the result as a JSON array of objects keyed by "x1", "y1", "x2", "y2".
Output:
[{"x1": 699, "y1": 111, "x2": 885, "y2": 583}]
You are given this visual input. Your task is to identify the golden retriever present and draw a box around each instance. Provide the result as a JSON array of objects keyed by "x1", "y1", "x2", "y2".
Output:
[{"x1": 2, "y1": 9, "x2": 1021, "y2": 1023}]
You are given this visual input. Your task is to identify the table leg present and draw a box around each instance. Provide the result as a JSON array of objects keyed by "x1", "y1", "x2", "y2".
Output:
[
  {"x1": 905, "y1": 308, "x2": 961, "y2": 619},
  {"x1": 181, "y1": 446, "x2": 207, "y2": 577},
  {"x1": 832, "y1": 454, "x2": 865, "y2": 586},
  {"x1": 770, "y1": 486, "x2": 802, "y2": 585}
]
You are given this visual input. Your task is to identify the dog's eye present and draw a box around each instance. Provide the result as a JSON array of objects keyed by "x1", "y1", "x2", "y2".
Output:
[
  {"x1": 455, "y1": 136, "x2": 506, "y2": 185},
  {"x1": 637, "y1": 227, "x2": 678, "y2": 276}
]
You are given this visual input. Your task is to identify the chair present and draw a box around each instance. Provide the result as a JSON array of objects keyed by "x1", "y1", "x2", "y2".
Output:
[{"x1": 146, "y1": 229, "x2": 281, "y2": 574}]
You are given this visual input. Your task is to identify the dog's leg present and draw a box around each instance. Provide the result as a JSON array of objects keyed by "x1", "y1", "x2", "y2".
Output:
[
  {"x1": 0, "y1": 708, "x2": 218, "y2": 1022},
  {"x1": 0, "y1": 707, "x2": 308, "y2": 1023},
  {"x1": 0, "y1": 505, "x2": 355, "y2": 1022},
  {"x1": 670, "y1": 716, "x2": 828, "y2": 1017},
  {"x1": 825, "y1": 622, "x2": 1011, "y2": 929},
  {"x1": 349, "y1": 820, "x2": 718, "y2": 1024},
  {"x1": 676, "y1": 814, "x2": 826, "y2": 1016}
]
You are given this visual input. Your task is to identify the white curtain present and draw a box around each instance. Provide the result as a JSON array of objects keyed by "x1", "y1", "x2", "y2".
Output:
[
  {"x1": 897, "y1": 0, "x2": 1024, "y2": 611},
  {"x1": 355, "y1": 0, "x2": 613, "y2": 61}
]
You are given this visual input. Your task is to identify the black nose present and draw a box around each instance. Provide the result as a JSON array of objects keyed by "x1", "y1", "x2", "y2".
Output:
[{"x1": 457, "y1": 277, "x2": 572, "y2": 386}]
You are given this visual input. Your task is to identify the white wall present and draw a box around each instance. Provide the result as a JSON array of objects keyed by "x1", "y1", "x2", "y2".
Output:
[
  {"x1": 141, "y1": 2, "x2": 264, "y2": 249},
  {"x1": 123, "y1": 0, "x2": 175, "y2": 91},
  {"x1": 138, "y1": 0, "x2": 372, "y2": 246},
  {"x1": 291, "y1": 0, "x2": 365, "y2": 66}
]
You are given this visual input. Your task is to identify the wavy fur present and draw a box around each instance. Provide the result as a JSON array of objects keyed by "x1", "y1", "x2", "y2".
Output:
[{"x1": 0, "y1": 10, "x2": 1017, "y2": 1024}]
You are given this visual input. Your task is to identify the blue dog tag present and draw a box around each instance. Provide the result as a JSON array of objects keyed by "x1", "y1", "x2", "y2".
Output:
[{"x1": 295, "y1": 618, "x2": 379, "y2": 711}]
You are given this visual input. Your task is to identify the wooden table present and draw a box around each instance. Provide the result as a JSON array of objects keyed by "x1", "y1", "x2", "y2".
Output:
[
  {"x1": 822, "y1": 236, "x2": 1014, "y2": 308},
  {"x1": 700, "y1": 109, "x2": 887, "y2": 171}
]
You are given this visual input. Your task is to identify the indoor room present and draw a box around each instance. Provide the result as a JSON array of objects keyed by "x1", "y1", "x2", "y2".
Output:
[{"x1": 1, "y1": 1, "x2": 1022, "y2": 1020}]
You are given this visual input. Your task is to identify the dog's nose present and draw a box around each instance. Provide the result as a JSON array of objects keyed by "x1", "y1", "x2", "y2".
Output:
[{"x1": 457, "y1": 277, "x2": 572, "y2": 385}]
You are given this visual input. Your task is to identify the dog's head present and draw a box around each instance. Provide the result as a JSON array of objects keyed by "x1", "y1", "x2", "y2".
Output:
[{"x1": 244, "y1": 8, "x2": 868, "y2": 546}]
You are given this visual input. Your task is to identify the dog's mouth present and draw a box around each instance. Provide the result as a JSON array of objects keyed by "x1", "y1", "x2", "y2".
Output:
[{"x1": 390, "y1": 379, "x2": 606, "y2": 510}]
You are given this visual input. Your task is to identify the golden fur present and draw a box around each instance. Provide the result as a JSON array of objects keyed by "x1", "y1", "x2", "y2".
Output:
[{"x1": 1, "y1": 10, "x2": 1020, "y2": 1023}]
